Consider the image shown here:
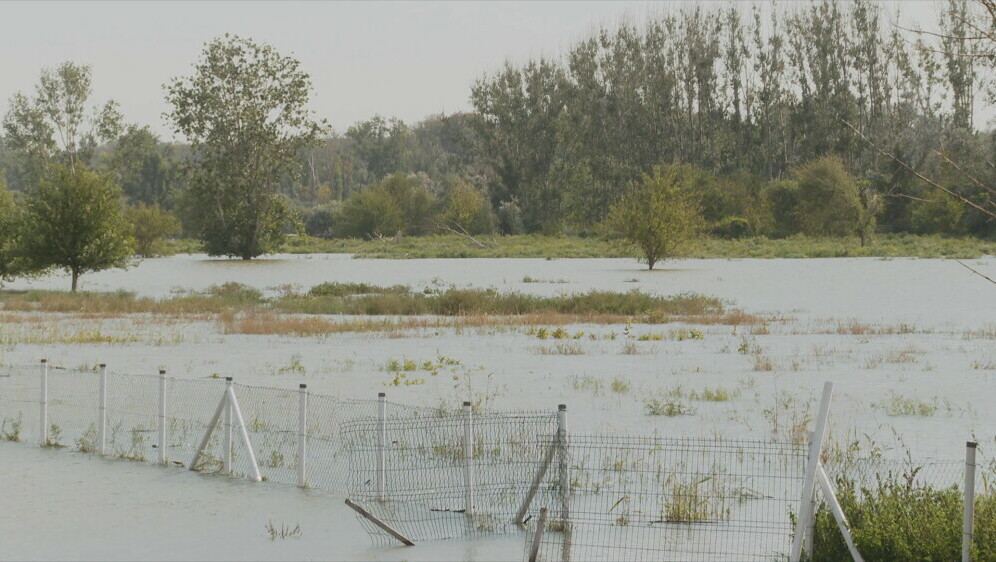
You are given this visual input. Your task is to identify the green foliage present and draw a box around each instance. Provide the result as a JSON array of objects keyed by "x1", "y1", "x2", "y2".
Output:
[
  {"x1": 604, "y1": 164, "x2": 705, "y2": 269},
  {"x1": 165, "y1": 34, "x2": 327, "y2": 259},
  {"x1": 303, "y1": 207, "x2": 335, "y2": 239},
  {"x1": 761, "y1": 180, "x2": 801, "y2": 238},
  {"x1": 2, "y1": 61, "x2": 121, "y2": 174},
  {"x1": 125, "y1": 204, "x2": 181, "y2": 257},
  {"x1": 103, "y1": 125, "x2": 177, "y2": 208},
  {"x1": 0, "y1": 180, "x2": 25, "y2": 281},
  {"x1": 441, "y1": 181, "x2": 494, "y2": 234},
  {"x1": 17, "y1": 166, "x2": 134, "y2": 291},
  {"x1": 334, "y1": 174, "x2": 433, "y2": 238},
  {"x1": 795, "y1": 156, "x2": 863, "y2": 237},
  {"x1": 808, "y1": 476, "x2": 996, "y2": 561}
]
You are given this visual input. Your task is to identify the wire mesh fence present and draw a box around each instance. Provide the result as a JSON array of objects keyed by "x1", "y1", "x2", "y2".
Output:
[
  {"x1": 523, "y1": 435, "x2": 809, "y2": 562},
  {"x1": 0, "y1": 363, "x2": 40, "y2": 444},
  {"x1": 342, "y1": 409, "x2": 559, "y2": 544},
  {"x1": 1, "y1": 362, "x2": 992, "y2": 561}
]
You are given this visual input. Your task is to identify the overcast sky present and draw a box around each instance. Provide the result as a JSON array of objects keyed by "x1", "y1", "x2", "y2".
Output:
[{"x1": 1, "y1": 1, "x2": 953, "y2": 140}]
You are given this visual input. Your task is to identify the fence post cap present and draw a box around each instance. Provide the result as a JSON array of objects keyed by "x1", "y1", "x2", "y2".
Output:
[
  {"x1": 558, "y1": 404, "x2": 567, "y2": 411},
  {"x1": 40, "y1": 358, "x2": 47, "y2": 363},
  {"x1": 225, "y1": 376, "x2": 233, "y2": 382},
  {"x1": 463, "y1": 401, "x2": 472, "y2": 407},
  {"x1": 378, "y1": 392, "x2": 386, "y2": 398},
  {"x1": 300, "y1": 383, "x2": 307, "y2": 389},
  {"x1": 159, "y1": 369, "x2": 166, "y2": 375},
  {"x1": 967, "y1": 441, "x2": 978, "y2": 448},
  {"x1": 99, "y1": 363, "x2": 106, "y2": 368}
]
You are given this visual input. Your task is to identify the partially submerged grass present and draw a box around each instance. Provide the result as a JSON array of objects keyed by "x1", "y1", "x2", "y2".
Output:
[
  {"x1": 2, "y1": 284, "x2": 760, "y2": 336},
  {"x1": 645, "y1": 398, "x2": 696, "y2": 417},
  {"x1": 875, "y1": 393, "x2": 949, "y2": 417}
]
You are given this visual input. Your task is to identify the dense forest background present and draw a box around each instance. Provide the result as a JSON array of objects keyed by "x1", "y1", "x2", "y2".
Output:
[{"x1": 2, "y1": 0, "x2": 993, "y2": 242}]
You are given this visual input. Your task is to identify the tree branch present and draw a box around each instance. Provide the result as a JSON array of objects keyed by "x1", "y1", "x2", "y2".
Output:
[{"x1": 842, "y1": 119, "x2": 996, "y2": 221}]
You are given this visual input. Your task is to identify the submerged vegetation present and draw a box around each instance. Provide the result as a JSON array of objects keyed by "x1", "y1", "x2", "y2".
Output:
[{"x1": 0, "y1": 284, "x2": 726, "y2": 319}]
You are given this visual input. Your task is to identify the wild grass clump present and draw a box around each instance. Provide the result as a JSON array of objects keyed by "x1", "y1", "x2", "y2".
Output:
[
  {"x1": 308, "y1": 282, "x2": 409, "y2": 297},
  {"x1": 806, "y1": 477, "x2": 996, "y2": 561},
  {"x1": 663, "y1": 476, "x2": 732, "y2": 523},
  {"x1": 644, "y1": 398, "x2": 696, "y2": 416},
  {"x1": 875, "y1": 393, "x2": 946, "y2": 417}
]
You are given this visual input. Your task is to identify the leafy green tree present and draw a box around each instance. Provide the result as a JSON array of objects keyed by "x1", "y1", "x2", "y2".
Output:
[
  {"x1": 440, "y1": 181, "x2": 494, "y2": 235},
  {"x1": 333, "y1": 174, "x2": 433, "y2": 238},
  {"x1": 18, "y1": 166, "x2": 134, "y2": 291},
  {"x1": 103, "y1": 125, "x2": 178, "y2": 208},
  {"x1": 795, "y1": 156, "x2": 877, "y2": 242},
  {"x1": 164, "y1": 34, "x2": 327, "y2": 259},
  {"x1": 334, "y1": 187, "x2": 404, "y2": 239},
  {"x1": 2, "y1": 61, "x2": 122, "y2": 176},
  {"x1": 0, "y1": 179, "x2": 26, "y2": 281},
  {"x1": 125, "y1": 204, "x2": 181, "y2": 257},
  {"x1": 604, "y1": 164, "x2": 705, "y2": 270}
]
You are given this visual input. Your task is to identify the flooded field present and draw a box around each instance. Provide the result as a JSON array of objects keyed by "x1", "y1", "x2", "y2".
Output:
[{"x1": 2, "y1": 254, "x2": 994, "y2": 560}]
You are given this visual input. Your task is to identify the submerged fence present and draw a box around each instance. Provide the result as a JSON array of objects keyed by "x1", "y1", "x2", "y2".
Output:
[{"x1": 0, "y1": 362, "x2": 990, "y2": 561}]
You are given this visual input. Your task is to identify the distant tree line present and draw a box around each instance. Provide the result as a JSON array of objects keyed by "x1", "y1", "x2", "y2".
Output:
[{"x1": 0, "y1": 0, "x2": 992, "y2": 278}]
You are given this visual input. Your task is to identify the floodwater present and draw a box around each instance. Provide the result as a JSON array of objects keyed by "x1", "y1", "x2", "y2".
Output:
[
  {"x1": 2, "y1": 254, "x2": 995, "y2": 560},
  {"x1": 7, "y1": 253, "x2": 995, "y2": 325}
]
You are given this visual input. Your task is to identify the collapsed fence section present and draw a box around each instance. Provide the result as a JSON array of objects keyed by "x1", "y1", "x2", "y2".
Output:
[
  {"x1": 524, "y1": 435, "x2": 809, "y2": 562},
  {"x1": 342, "y1": 407, "x2": 560, "y2": 544}
]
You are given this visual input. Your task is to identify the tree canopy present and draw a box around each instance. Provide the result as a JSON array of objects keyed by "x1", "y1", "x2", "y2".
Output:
[
  {"x1": 604, "y1": 164, "x2": 705, "y2": 270},
  {"x1": 18, "y1": 166, "x2": 134, "y2": 291},
  {"x1": 165, "y1": 34, "x2": 327, "y2": 259}
]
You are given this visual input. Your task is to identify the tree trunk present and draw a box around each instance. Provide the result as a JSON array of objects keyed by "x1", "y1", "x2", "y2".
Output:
[{"x1": 71, "y1": 270, "x2": 79, "y2": 292}]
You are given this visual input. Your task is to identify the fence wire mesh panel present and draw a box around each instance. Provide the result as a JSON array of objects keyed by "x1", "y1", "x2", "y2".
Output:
[
  {"x1": 0, "y1": 364, "x2": 39, "y2": 444},
  {"x1": 104, "y1": 372, "x2": 159, "y2": 462},
  {"x1": 344, "y1": 410, "x2": 559, "y2": 544},
  {"x1": 233, "y1": 383, "x2": 299, "y2": 484},
  {"x1": 165, "y1": 378, "x2": 227, "y2": 470},
  {"x1": 45, "y1": 368, "x2": 100, "y2": 451},
  {"x1": 307, "y1": 396, "x2": 440, "y2": 493},
  {"x1": 825, "y1": 456, "x2": 966, "y2": 491},
  {"x1": 524, "y1": 435, "x2": 808, "y2": 562}
]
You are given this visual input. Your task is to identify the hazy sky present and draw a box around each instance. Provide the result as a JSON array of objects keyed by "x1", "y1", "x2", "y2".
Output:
[{"x1": 1, "y1": 1, "x2": 951, "y2": 140}]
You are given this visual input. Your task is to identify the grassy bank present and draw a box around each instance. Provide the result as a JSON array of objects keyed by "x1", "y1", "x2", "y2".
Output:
[
  {"x1": 275, "y1": 233, "x2": 996, "y2": 259},
  {"x1": 165, "y1": 233, "x2": 995, "y2": 260}
]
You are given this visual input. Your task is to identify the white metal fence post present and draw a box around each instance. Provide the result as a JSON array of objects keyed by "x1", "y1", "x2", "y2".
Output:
[
  {"x1": 557, "y1": 404, "x2": 572, "y2": 561},
  {"x1": 158, "y1": 369, "x2": 167, "y2": 464},
  {"x1": 463, "y1": 400, "x2": 474, "y2": 516},
  {"x1": 790, "y1": 381, "x2": 834, "y2": 562},
  {"x1": 97, "y1": 363, "x2": 107, "y2": 455},
  {"x1": 298, "y1": 383, "x2": 308, "y2": 488},
  {"x1": 376, "y1": 392, "x2": 387, "y2": 501},
  {"x1": 964, "y1": 441, "x2": 977, "y2": 562},
  {"x1": 39, "y1": 359, "x2": 48, "y2": 446},
  {"x1": 223, "y1": 377, "x2": 233, "y2": 475}
]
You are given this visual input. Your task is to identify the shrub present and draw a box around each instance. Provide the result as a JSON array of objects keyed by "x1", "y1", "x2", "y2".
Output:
[
  {"x1": 604, "y1": 164, "x2": 705, "y2": 270},
  {"x1": 712, "y1": 216, "x2": 752, "y2": 239},
  {"x1": 807, "y1": 475, "x2": 996, "y2": 561},
  {"x1": 304, "y1": 208, "x2": 335, "y2": 239},
  {"x1": 126, "y1": 204, "x2": 181, "y2": 257}
]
